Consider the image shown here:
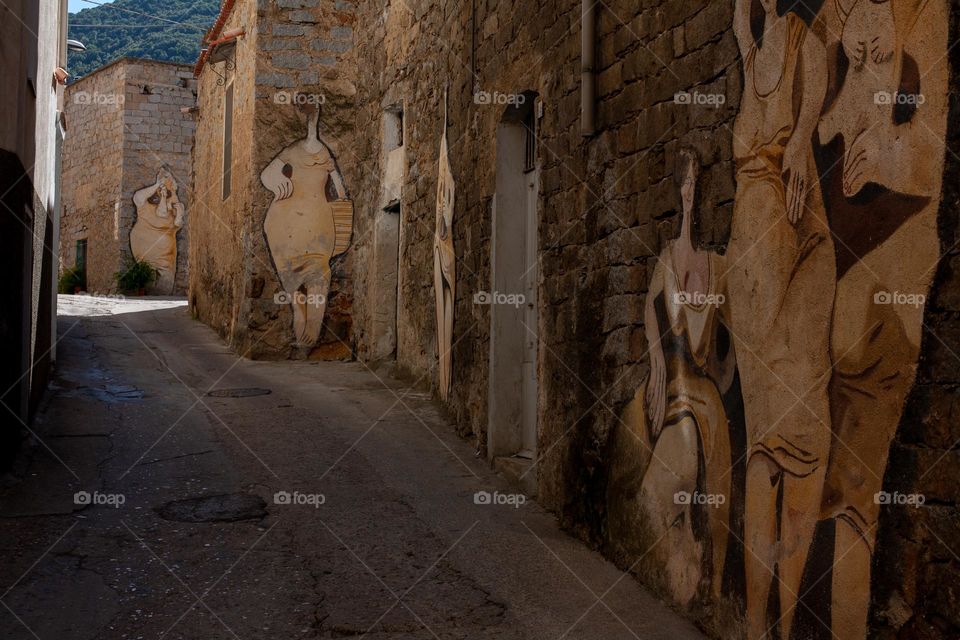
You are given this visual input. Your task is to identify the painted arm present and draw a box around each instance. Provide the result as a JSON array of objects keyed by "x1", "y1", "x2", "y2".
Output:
[
  {"x1": 733, "y1": 0, "x2": 753, "y2": 60},
  {"x1": 261, "y1": 157, "x2": 293, "y2": 200},
  {"x1": 133, "y1": 181, "x2": 159, "y2": 209},
  {"x1": 644, "y1": 257, "x2": 667, "y2": 441},
  {"x1": 784, "y1": 29, "x2": 828, "y2": 224}
]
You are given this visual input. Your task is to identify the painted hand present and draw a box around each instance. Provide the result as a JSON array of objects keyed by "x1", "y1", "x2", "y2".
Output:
[
  {"x1": 783, "y1": 143, "x2": 807, "y2": 225},
  {"x1": 842, "y1": 133, "x2": 873, "y2": 198},
  {"x1": 645, "y1": 342, "x2": 666, "y2": 441}
]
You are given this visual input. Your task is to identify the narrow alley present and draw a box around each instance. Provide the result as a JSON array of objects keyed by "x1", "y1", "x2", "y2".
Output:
[{"x1": 0, "y1": 296, "x2": 704, "y2": 640}]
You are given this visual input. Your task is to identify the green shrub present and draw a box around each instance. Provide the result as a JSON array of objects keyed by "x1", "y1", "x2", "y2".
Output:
[
  {"x1": 115, "y1": 258, "x2": 158, "y2": 292},
  {"x1": 58, "y1": 267, "x2": 86, "y2": 294}
]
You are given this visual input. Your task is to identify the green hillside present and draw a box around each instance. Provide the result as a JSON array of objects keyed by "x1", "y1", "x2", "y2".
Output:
[{"x1": 67, "y1": 0, "x2": 220, "y2": 79}]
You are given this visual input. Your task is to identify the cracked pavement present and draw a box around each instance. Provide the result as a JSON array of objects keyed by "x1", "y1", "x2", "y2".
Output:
[{"x1": 0, "y1": 295, "x2": 705, "y2": 639}]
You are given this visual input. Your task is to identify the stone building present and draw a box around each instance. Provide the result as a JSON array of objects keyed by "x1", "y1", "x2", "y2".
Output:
[
  {"x1": 60, "y1": 57, "x2": 195, "y2": 295},
  {"x1": 189, "y1": 0, "x2": 357, "y2": 359},
  {"x1": 190, "y1": 1, "x2": 960, "y2": 638},
  {"x1": 0, "y1": 0, "x2": 70, "y2": 468}
]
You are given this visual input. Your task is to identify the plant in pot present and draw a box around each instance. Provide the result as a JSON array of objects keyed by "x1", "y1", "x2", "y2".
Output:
[
  {"x1": 58, "y1": 267, "x2": 86, "y2": 294},
  {"x1": 115, "y1": 258, "x2": 158, "y2": 295}
]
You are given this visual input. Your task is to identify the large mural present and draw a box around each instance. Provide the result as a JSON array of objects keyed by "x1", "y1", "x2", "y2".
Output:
[
  {"x1": 608, "y1": 0, "x2": 948, "y2": 638},
  {"x1": 261, "y1": 99, "x2": 354, "y2": 348},
  {"x1": 434, "y1": 91, "x2": 456, "y2": 400},
  {"x1": 130, "y1": 167, "x2": 184, "y2": 294}
]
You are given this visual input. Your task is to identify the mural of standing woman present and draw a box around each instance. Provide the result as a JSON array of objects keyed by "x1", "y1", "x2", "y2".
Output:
[
  {"x1": 434, "y1": 91, "x2": 456, "y2": 400},
  {"x1": 130, "y1": 167, "x2": 184, "y2": 295},
  {"x1": 815, "y1": 1, "x2": 948, "y2": 637},
  {"x1": 728, "y1": 2, "x2": 834, "y2": 639},
  {"x1": 261, "y1": 99, "x2": 353, "y2": 348}
]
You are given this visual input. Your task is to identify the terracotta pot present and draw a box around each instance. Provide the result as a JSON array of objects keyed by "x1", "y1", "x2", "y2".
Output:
[{"x1": 74, "y1": 286, "x2": 82, "y2": 294}]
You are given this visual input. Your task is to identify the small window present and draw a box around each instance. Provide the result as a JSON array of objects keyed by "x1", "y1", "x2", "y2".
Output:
[
  {"x1": 75, "y1": 239, "x2": 87, "y2": 274},
  {"x1": 222, "y1": 82, "x2": 234, "y2": 200},
  {"x1": 523, "y1": 109, "x2": 536, "y2": 173}
]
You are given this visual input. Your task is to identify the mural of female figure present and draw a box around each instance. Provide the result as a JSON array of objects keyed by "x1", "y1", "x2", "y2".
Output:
[
  {"x1": 130, "y1": 167, "x2": 184, "y2": 295},
  {"x1": 816, "y1": 1, "x2": 948, "y2": 637},
  {"x1": 261, "y1": 100, "x2": 352, "y2": 348},
  {"x1": 729, "y1": 1, "x2": 834, "y2": 638},
  {"x1": 608, "y1": 149, "x2": 742, "y2": 608},
  {"x1": 434, "y1": 92, "x2": 456, "y2": 400}
]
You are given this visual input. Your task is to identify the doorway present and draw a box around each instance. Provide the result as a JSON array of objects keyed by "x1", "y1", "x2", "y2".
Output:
[
  {"x1": 488, "y1": 93, "x2": 539, "y2": 466},
  {"x1": 370, "y1": 107, "x2": 404, "y2": 360}
]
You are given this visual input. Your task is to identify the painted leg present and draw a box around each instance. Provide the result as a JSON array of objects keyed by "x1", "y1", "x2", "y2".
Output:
[
  {"x1": 778, "y1": 465, "x2": 828, "y2": 640},
  {"x1": 706, "y1": 420, "x2": 732, "y2": 600},
  {"x1": 745, "y1": 454, "x2": 779, "y2": 640},
  {"x1": 292, "y1": 293, "x2": 309, "y2": 346},
  {"x1": 830, "y1": 518, "x2": 873, "y2": 639},
  {"x1": 301, "y1": 267, "x2": 331, "y2": 348},
  {"x1": 441, "y1": 283, "x2": 454, "y2": 396}
]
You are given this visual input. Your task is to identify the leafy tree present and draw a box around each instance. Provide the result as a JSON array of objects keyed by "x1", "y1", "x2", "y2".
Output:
[{"x1": 67, "y1": 0, "x2": 220, "y2": 80}]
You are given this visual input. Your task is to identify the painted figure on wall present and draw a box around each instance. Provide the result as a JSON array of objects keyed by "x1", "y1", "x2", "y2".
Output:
[
  {"x1": 610, "y1": 1, "x2": 947, "y2": 637},
  {"x1": 728, "y1": 2, "x2": 835, "y2": 638},
  {"x1": 261, "y1": 99, "x2": 353, "y2": 348},
  {"x1": 817, "y1": 1, "x2": 948, "y2": 637},
  {"x1": 607, "y1": 149, "x2": 746, "y2": 608},
  {"x1": 434, "y1": 92, "x2": 456, "y2": 400},
  {"x1": 131, "y1": 167, "x2": 184, "y2": 295}
]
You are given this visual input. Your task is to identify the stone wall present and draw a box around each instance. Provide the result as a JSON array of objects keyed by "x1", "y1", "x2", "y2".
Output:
[
  {"x1": 62, "y1": 62, "x2": 126, "y2": 293},
  {"x1": 191, "y1": 0, "x2": 357, "y2": 359},
  {"x1": 119, "y1": 60, "x2": 196, "y2": 294},
  {"x1": 62, "y1": 58, "x2": 195, "y2": 295},
  {"x1": 343, "y1": 0, "x2": 960, "y2": 639}
]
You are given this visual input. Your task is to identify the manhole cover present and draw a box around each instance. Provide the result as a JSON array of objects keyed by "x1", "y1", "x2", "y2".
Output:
[
  {"x1": 206, "y1": 387, "x2": 272, "y2": 398},
  {"x1": 155, "y1": 493, "x2": 267, "y2": 523}
]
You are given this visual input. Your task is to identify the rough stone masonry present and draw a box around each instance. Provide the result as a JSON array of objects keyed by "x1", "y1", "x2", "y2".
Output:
[{"x1": 188, "y1": 1, "x2": 960, "y2": 638}]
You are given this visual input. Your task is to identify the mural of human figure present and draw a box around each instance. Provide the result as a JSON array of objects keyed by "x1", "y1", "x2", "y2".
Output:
[
  {"x1": 815, "y1": 1, "x2": 948, "y2": 637},
  {"x1": 608, "y1": 148, "x2": 744, "y2": 607},
  {"x1": 729, "y1": 2, "x2": 834, "y2": 638},
  {"x1": 261, "y1": 99, "x2": 353, "y2": 348},
  {"x1": 434, "y1": 91, "x2": 456, "y2": 400},
  {"x1": 130, "y1": 167, "x2": 184, "y2": 295}
]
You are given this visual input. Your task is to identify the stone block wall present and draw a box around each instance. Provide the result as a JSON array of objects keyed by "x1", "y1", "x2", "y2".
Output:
[
  {"x1": 191, "y1": 0, "x2": 260, "y2": 342},
  {"x1": 191, "y1": 0, "x2": 357, "y2": 359},
  {"x1": 61, "y1": 62, "x2": 126, "y2": 293},
  {"x1": 343, "y1": 0, "x2": 960, "y2": 638},
  {"x1": 119, "y1": 60, "x2": 196, "y2": 294},
  {"x1": 62, "y1": 58, "x2": 195, "y2": 295}
]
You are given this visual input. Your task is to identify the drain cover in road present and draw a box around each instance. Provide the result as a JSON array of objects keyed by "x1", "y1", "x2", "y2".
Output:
[
  {"x1": 206, "y1": 387, "x2": 272, "y2": 398},
  {"x1": 155, "y1": 493, "x2": 267, "y2": 523}
]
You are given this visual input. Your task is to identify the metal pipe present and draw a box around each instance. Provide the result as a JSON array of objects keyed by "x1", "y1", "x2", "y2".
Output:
[{"x1": 581, "y1": 0, "x2": 596, "y2": 136}]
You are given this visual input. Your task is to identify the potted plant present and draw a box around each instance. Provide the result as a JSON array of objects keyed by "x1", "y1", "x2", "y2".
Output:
[
  {"x1": 115, "y1": 258, "x2": 158, "y2": 295},
  {"x1": 58, "y1": 267, "x2": 86, "y2": 294}
]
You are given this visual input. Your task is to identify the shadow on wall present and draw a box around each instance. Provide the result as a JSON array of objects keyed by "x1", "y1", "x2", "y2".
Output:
[{"x1": 606, "y1": 1, "x2": 949, "y2": 639}]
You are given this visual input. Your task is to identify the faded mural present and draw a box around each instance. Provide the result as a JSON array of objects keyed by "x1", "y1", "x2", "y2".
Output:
[
  {"x1": 130, "y1": 167, "x2": 185, "y2": 294},
  {"x1": 608, "y1": 0, "x2": 947, "y2": 638},
  {"x1": 261, "y1": 100, "x2": 354, "y2": 348},
  {"x1": 434, "y1": 92, "x2": 456, "y2": 400}
]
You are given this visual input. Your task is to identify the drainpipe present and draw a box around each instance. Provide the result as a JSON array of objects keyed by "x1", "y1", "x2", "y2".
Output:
[{"x1": 581, "y1": 0, "x2": 596, "y2": 136}]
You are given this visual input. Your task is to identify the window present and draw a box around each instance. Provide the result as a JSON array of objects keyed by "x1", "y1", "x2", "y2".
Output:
[
  {"x1": 523, "y1": 109, "x2": 537, "y2": 173},
  {"x1": 75, "y1": 239, "x2": 87, "y2": 274},
  {"x1": 222, "y1": 82, "x2": 234, "y2": 200}
]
